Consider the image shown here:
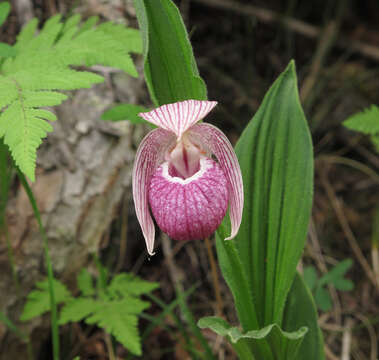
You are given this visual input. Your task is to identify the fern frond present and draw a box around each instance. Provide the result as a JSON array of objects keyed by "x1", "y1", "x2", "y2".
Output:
[
  {"x1": 0, "y1": 43, "x2": 16, "y2": 58},
  {"x1": 62, "y1": 13, "x2": 81, "y2": 32},
  {"x1": 0, "y1": 102, "x2": 57, "y2": 180},
  {"x1": 54, "y1": 28, "x2": 139, "y2": 76},
  {"x1": 108, "y1": 273, "x2": 159, "y2": 298},
  {"x1": 343, "y1": 105, "x2": 379, "y2": 135},
  {"x1": 97, "y1": 23, "x2": 143, "y2": 53},
  {"x1": 85, "y1": 299, "x2": 150, "y2": 356},
  {"x1": 77, "y1": 16, "x2": 99, "y2": 35},
  {"x1": 59, "y1": 298, "x2": 102, "y2": 324},
  {"x1": 13, "y1": 18, "x2": 38, "y2": 51},
  {"x1": 20, "y1": 279, "x2": 72, "y2": 321},
  {"x1": 0, "y1": 13, "x2": 141, "y2": 180},
  {"x1": 0, "y1": 75, "x2": 18, "y2": 109},
  {"x1": 77, "y1": 268, "x2": 95, "y2": 296},
  {"x1": 61, "y1": 269, "x2": 156, "y2": 355}
]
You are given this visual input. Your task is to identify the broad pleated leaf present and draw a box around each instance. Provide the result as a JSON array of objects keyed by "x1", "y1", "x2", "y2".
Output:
[
  {"x1": 225, "y1": 60, "x2": 313, "y2": 327},
  {"x1": 133, "y1": 0, "x2": 207, "y2": 105},
  {"x1": 283, "y1": 273, "x2": 325, "y2": 360},
  {"x1": 198, "y1": 316, "x2": 307, "y2": 360}
]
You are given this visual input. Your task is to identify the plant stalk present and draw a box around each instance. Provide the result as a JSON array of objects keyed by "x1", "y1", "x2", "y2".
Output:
[{"x1": 17, "y1": 171, "x2": 60, "y2": 360}]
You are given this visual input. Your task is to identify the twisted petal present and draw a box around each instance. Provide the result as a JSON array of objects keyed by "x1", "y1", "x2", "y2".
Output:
[
  {"x1": 138, "y1": 100, "x2": 217, "y2": 139},
  {"x1": 188, "y1": 123, "x2": 244, "y2": 240},
  {"x1": 132, "y1": 128, "x2": 176, "y2": 255}
]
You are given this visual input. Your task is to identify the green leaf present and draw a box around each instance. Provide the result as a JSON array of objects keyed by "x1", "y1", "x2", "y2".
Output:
[
  {"x1": 77, "y1": 16, "x2": 99, "y2": 35},
  {"x1": 0, "y1": 43, "x2": 17, "y2": 58},
  {"x1": 303, "y1": 266, "x2": 318, "y2": 291},
  {"x1": 22, "y1": 90, "x2": 68, "y2": 107},
  {"x1": 343, "y1": 105, "x2": 379, "y2": 135},
  {"x1": 60, "y1": 269, "x2": 157, "y2": 355},
  {"x1": 60, "y1": 296, "x2": 150, "y2": 356},
  {"x1": 315, "y1": 286, "x2": 332, "y2": 311},
  {"x1": 97, "y1": 23, "x2": 142, "y2": 54},
  {"x1": 133, "y1": 0, "x2": 207, "y2": 105},
  {"x1": 283, "y1": 273, "x2": 325, "y2": 360},
  {"x1": 226, "y1": 60, "x2": 313, "y2": 326},
  {"x1": 85, "y1": 299, "x2": 149, "y2": 356},
  {"x1": 1, "y1": 14, "x2": 141, "y2": 181},
  {"x1": 101, "y1": 104, "x2": 150, "y2": 123},
  {"x1": 59, "y1": 298, "x2": 101, "y2": 324},
  {"x1": 0, "y1": 101, "x2": 56, "y2": 181},
  {"x1": 107, "y1": 273, "x2": 159, "y2": 298},
  {"x1": 198, "y1": 316, "x2": 307, "y2": 360},
  {"x1": 0, "y1": 2, "x2": 10, "y2": 27},
  {"x1": 332, "y1": 278, "x2": 354, "y2": 291},
  {"x1": 77, "y1": 268, "x2": 95, "y2": 296},
  {"x1": 14, "y1": 18, "x2": 38, "y2": 50},
  {"x1": 215, "y1": 225, "x2": 259, "y2": 331},
  {"x1": 318, "y1": 259, "x2": 353, "y2": 287},
  {"x1": 20, "y1": 279, "x2": 72, "y2": 321}
]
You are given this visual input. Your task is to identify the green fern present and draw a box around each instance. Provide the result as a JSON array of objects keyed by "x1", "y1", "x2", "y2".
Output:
[
  {"x1": 0, "y1": 12, "x2": 142, "y2": 181},
  {"x1": 343, "y1": 105, "x2": 379, "y2": 152},
  {"x1": 20, "y1": 268, "x2": 158, "y2": 356},
  {"x1": 20, "y1": 279, "x2": 72, "y2": 321}
]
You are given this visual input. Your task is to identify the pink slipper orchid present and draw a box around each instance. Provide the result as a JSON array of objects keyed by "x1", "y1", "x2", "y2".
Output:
[{"x1": 132, "y1": 100, "x2": 243, "y2": 255}]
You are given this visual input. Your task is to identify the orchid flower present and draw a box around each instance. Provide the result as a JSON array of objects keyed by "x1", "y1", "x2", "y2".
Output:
[{"x1": 132, "y1": 100, "x2": 244, "y2": 255}]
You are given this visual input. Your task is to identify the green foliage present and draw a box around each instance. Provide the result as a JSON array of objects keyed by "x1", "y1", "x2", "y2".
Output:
[
  {"x1": 304, "y1": 259, "x2": 354, "y2": 311},
  {"x1": 206, "y1": 62, "x2": 323, "y2": 359},
  {"x1": 0, "y1": 12, "x2": 142, "y2": 181},
  {"x1": 0, "y1": 3, "x2": 15, "y2": 59},
  {"x1": 0, "y1": 2, "x2": 10, "y2": 27},
  {"x1": 343, "y1": 105, "x2": 379, "y2": 152},
  {"x1": 0, "y1": 43, "x2": 16, "y2": 58},
  {"x1": 20, "y1": 279, "x2": 72, "y2": 321},
  {"x1": 77, "y1": 268, "x2": 95, "y2": 297},
  {"x1": 199, "y1": 316, "x2": 307, "y2": 360},
  {"x1": 21, "y1": 267, "x2": 158, "y2": 356},
  {"x1": 283, "y1": 273, "x2": 325, "y2": 360},
  {"x1": 133, "y1": 0, "x2": 207, "y2": 105},
  {"x1": 101, "y1": 103, "x2": 150, "y2": 124}
]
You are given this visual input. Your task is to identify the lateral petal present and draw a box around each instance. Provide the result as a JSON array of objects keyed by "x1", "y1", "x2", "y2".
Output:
[
  {"x1": 132, "y1": 128, "x2": 176, "y2": 255},
  {"x1": 188, "y1": 123, "x2": 244, "y2": 240},
  {"x1": 138, "y1": 100, "x2": 217, "y2": 139}
]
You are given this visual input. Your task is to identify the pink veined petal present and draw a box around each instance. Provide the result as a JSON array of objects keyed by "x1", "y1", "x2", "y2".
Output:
[
  {"x1": 138, "y1": 100, "x2": 217, "y2": 139},
  {"x1": 188, "y1": 123, "x2": 244, "y2": 240},
  {"x1": 132, "y1": 128, "x2": 176, "y2": 255}
]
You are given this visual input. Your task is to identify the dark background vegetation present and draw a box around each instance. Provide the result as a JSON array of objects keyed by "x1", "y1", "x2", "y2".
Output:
[{"x1": 1, "y1": 0, "x2": 378, "y2": 359}]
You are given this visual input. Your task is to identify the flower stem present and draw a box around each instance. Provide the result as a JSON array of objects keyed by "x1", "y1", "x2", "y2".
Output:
[
  {"x1": 204, "y1": 237, "x2": 223, "y2": 317},
  {"x1": 17, "y1": 170, "x2": 60, "y2": 360}
]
